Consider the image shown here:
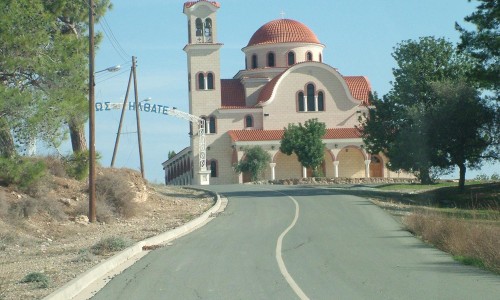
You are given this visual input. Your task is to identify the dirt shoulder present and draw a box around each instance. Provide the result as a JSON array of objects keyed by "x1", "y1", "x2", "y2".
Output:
[{"x1": 0, "y1": 174, "x2": 215, "y2": 300}]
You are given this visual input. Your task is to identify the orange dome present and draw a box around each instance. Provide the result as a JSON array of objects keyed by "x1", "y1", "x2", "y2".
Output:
[{"x1": 247, "y1": 19, "x2": 321, "y2": 47}]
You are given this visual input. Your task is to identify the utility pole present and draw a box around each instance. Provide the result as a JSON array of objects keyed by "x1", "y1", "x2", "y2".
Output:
[
  {"x1": 111, "y1": 64, "x2": 134, "y2": 167},
  {"x1": 132, "y1": 57, "x2": 145, "y2": 178},
  {"x1": 109, "y1": 56, "x2": 145, "y2": 179},
  {"x1": 88, "y1": 0, "x2": 97, "y2": 222}
]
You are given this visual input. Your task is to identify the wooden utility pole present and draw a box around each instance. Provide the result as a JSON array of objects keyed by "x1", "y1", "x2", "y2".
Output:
[
  {"x1": 111, "y1": 65, "x2": 134, "y2": 167},
  {"x1": 110, "y1": 56, "x2": 145, "y2": 179},
  {"x1": 88, "y1": 0, "x2": 97, "y2": 222},
  {"x1": 132, "y1": 56, "x2": 145, "y2": 178}
]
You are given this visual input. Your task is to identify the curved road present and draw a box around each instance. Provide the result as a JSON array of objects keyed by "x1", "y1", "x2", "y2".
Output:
[{"x1": 92, "y1": 185, "x2": 499, "y2": 300}]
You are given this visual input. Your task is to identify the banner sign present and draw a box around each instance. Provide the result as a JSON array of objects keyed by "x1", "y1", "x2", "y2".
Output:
[{"x1": 95, "y1": 101, "x2": 169, "y2": 115}]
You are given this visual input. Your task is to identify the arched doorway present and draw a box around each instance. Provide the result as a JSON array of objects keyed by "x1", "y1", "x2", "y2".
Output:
[{"x1": 370, "y1": 155, "x2": 383, "y2": 177}]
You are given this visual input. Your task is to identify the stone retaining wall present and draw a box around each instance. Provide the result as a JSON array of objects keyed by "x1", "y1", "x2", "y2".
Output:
[{"x1": 251, "y1": 177, "x2": 419, "y2": 185}]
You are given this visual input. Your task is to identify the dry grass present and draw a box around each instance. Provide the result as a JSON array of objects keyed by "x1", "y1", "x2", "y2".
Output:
[{"x1": 404, "y1": 212, "x2": 500, "y2": 273}]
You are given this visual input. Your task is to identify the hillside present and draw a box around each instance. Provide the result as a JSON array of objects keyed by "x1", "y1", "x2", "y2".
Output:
[{"x1": 0, "y1": 167, "x2": 214, "y2": 300}]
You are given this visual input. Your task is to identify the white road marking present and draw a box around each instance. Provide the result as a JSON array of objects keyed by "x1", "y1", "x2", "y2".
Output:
[{"x1": 270, "y1": 189, "x2": 310, "y2": 300}]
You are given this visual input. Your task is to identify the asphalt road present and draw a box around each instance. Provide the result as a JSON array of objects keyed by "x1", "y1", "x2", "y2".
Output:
[{"x1": 92, "y1": 185, "x2": 499, "y2": 300}]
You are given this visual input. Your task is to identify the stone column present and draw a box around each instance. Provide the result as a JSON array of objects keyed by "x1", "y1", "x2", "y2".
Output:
[
  {"x1": 364, "y1": 160, "x2": 371, "y2": 178},
  {"x1": 302, "y1": 166, "x2": 307, "y2": 178},
  {"x1": 333, "y1": 161, "x2": 339, "y2": 178},
  {"x1": 270, "y1": 163, "x2": 276, "y2": 180}
]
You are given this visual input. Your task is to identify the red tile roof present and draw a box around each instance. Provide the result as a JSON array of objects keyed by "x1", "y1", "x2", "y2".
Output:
[
  {"x1": 247, "y1": 19, "x2": 321, "y2": 47},
  {"x1": 343, "y1": 76, "x2": 372, "y2": 105},
  {"x1": 256, "y1": 73, "x2": 284, "y2": 104},
  {"x1": 221, "y1": 79, "x2": 246, "y2": 108},
  {"x1": 184, "y1": 1, "x2": 220, "y2": 9},
  {"x1": 228, "y1": 128, "x2": 361, "y2": 142}
]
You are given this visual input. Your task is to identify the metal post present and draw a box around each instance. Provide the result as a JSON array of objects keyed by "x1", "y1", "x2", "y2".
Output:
[
  {"x1": 88, "y1": 0, "x2": 96, "y2": 222},
  {"x1": 110, "y1": 67, "x2": 133, "y2": 167},
  {"x1": 132, "y1": 56, "x2": 145, "y2": 178}
]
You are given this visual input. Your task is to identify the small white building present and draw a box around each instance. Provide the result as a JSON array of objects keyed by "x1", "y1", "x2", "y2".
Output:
[{"x1": 162, "y1": 1, "x2": 404, "y2": 185}]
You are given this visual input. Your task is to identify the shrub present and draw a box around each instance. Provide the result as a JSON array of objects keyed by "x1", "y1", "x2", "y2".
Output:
[
  {"x1": 474, "y1": 174, "x2": 489, "y2": 181},
  {"x1": 71, "y1": 248, "x2": 97, "y2": 263},
  {"x1": 73, "y1": 199, "x2": 115, "y2": 224},
  {"x1": 91, "y1": 236, "x2": 130, "y2": 255},
  {"x1": 63, "y1": 151, "x2": 90, "y2": 180},
  {"x1": 0, "y1": 156, "x2": 46, "y2": 188},
  {"x1": 95, "y1": 170, "x2": 141, "y2": 218},
  {"x1": 8, "y1": 196, "x2": 66, "y2": 220},
  {"x1": 491, "y1": 173, "x2": 499, "y2": 181},
  {"x1": 20, "y1": 272, "x2": 50, "y2": 288},
  {"x1": 43, "y1": 155, "x2": 67, "y2": 177}
]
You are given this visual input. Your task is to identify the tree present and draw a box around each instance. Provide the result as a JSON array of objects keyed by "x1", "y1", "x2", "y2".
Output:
[
  {"x1": 361, "y1": 37, "x2": 472, "y2": 184},
  {"x1": 0, "y1": 0, "x2": 112, "y2": 156},
  {"x1": 168, "y1": 150, "x2": 177, "y2": 159},
  {"x1": 234, "y1": 146, "x2": 271, "y2": 181},
  {"x1": 280, "y1": 118, "x2": 326, "y2": 177},
  {"x1": 456, "y1": 0, "x2": 500, "y2": 161},
  {"x1": 428, "y1": 80, "x2": 495, "y2": 190},
  {"x1": 456, "y1": 0, "x2": 499, "y2": 94}
]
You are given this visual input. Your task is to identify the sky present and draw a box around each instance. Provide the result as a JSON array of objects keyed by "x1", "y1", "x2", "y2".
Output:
[{"x1": 55, "y1": 0, "x2": 498, "y2": 183}]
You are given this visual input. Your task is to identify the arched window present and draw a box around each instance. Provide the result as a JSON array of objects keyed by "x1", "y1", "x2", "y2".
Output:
[
  {"x1": 245, "y1": 115, "x2": 253, "y2": 128},
  {"x1": 298, "y1": 92, "x2": 305, "y2": 112},
  {"x1": 209, "y1": 116, "x2": 216, "y2": 133},
  {"x1": 198, "y1": 73, "x2": 205, "y2": 90},
  {"x1": 188, "y1": 73, "x2": 191, "y2": 91},
  {"x1": 319, "y1": 53, "x2": 322, "y2": 62},
  {"x1": 207, "y1": 73, "x2": 214, "y2": 90},
  {"x1": 287, "y1": 52, "x2": 295, "y2": 66},
  {"x1": 252, "y1": 54, "x2": 258, "y2": 69},
  {"x1": 318, "y1": 91, "x2": 324, "y2": 111},
  {"x1": 267, "y1": 52, "x2": 275, "y2": 67},
  {"x1": 204, "y1": 18, "x2": 212, "y2": 37},
  {"x1": 307, "y1": 84, "x2": 315, "y2": 112},
  {"x1": 195, "y1": 18, "x2": 203, "y2": 37},
  {"x1": 306, "y1": 52, "x2": 313, "y2": 61},
  {"x1": 210, "y1": 160, "x2": 217, "y2": 177}
]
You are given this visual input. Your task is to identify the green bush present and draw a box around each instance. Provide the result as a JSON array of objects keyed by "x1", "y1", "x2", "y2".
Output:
[
  {"x1": 475, "y1": 174, "x2": 489, "y2": 181},
  {"x1": 91, "y1": 236, "x2": 130, "y2": 255},
  {"x1": 0, "y1": 156, "x2": 46, "y2": 188},
  {"x1": 20, "y1": 272, "x2": 50, "y2": 289},
  {"x1": 63, "y1": 151, "x2": 90, "y2": 180}
]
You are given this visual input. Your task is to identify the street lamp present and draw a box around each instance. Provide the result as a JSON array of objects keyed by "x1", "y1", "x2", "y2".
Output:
[{"x1": 95, "y1": 65, "x2": 121, "y2": 74}]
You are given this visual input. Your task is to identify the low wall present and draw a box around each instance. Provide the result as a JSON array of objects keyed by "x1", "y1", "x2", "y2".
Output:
[{"x1": 251, "y1": 177, "x2": 419, "y2": 185}]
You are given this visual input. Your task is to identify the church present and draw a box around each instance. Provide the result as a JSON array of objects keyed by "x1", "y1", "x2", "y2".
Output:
[{"x1": 162, "y1": 0, "x2": 404, "y2": 185}]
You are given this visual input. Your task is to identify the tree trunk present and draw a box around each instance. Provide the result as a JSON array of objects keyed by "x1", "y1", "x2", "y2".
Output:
[
  {"x1": 419, "y1": 167, "x2": 433, "y2": 184},
  {"x1": 458, "y1": 163, "x2": 466, "y2": 192},
  {"x1": 0, "y1": 120, "x2": 16, "y2": 158},
  {"x1": 69, "y1": 118, "x2": 87, "y2": 153}
]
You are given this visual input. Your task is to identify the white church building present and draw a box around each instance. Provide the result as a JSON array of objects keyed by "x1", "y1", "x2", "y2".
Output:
[{"x1": 162, "y1": 0, "x2": 404, "y2": 185}]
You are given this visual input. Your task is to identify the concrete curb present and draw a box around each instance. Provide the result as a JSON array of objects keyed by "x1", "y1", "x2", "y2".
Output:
[{"x1": 44, "y1": 192, "x2": 222, "y2": 300}]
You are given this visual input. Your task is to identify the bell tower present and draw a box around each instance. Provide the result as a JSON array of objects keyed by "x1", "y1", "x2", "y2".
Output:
[
  {"x1": 183, "y1": 1, "x2": 222, "y2": 117},
  {"x1": 183, "y1": 1, "x2": 222, "y2": 184}
]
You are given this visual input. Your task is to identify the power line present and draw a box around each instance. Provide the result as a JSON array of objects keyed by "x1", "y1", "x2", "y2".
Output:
[{"x1": 99, "y1": 16, "x2": 129, "y2": 61}]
